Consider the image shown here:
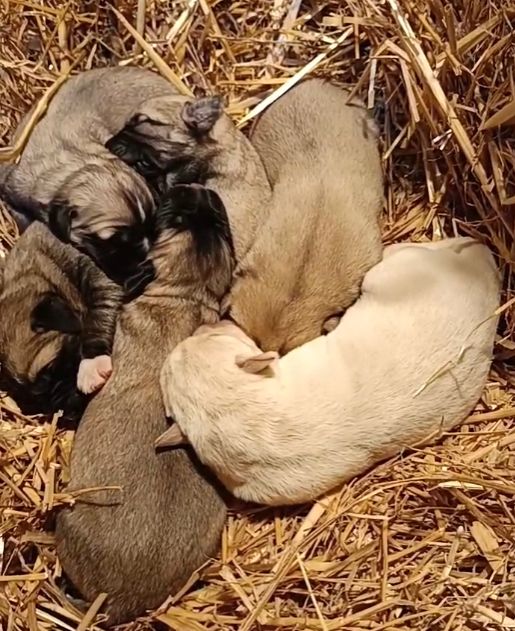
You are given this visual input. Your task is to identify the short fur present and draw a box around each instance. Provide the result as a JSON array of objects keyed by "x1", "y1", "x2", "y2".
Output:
[
  {"x1": 0, "y1": 222, "x2": 122, "y2": 421},
  {"x1": 159, "y1": 238, "x2": 500, "y2": 506},
  {"x1": 0, "y1": 67, "x2": 242, "y2": 284},
  {"x1": 227, "y1": 78, "x2": 384, "y2": 353},
  {"x1": 107, "y1": 92, "x2": 271, "y2": 261},
  {"x1": 55, "y1": 183, "x2": 233, "y2": 625}
]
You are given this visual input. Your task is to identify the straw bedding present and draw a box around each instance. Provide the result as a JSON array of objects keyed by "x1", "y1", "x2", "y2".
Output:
[{"x1": 1, "y1": 0, "x2": 514, "y2": 629}]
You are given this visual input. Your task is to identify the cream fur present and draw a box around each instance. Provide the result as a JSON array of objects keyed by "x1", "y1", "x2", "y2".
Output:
[{"x1": 160, "y1": 237, "x2": 500, "y2": 506}]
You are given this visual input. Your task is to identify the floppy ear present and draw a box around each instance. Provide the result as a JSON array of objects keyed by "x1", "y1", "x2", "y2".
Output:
[
  {"x1": 47, "y1": 201, "x2": 75, "y2": 242},
  {"x1": 235, "y1": 351, "x2": 279, "y2": 375},
  {"x1": 106, "y1": 121, "x2": 147, "y2": 165},
  {"x1": 123, "y1": 259, "x2": 156, "y2": 302},
  {"x1": 9, "y1": 208, "x2": 33, "y2": 233},
  {"x1": 31, "y1": 294, "x2": 81, "y2": 334},
  {"x1": 155, "y1": 423, "x2": 188, "y2": 448},
  {"x1": 181, "y1": 96, "x2": 223, "y2": 134}
]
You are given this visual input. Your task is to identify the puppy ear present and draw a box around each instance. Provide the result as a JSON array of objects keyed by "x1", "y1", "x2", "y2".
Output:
[
  {"x1": 106, "y1": 124, "x2": 145, "y2": 165},
  {"x1": 47, "y1": 201, "x2": 75, "y2": 242},
  {"x1": 31, "y1": 294, "x2": 81, "y2": 334},
  {"x1": 155, "y1": 423, "x2": 188, "y2": 448},
  {"x1": 181, "y1": 96, "x2": 223, "y2": 134},
  {"x1": 235, "y1": 351, "x2": 279, "y2": 375}
]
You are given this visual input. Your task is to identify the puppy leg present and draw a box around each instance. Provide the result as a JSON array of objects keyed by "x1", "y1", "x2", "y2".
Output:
[{"x1": 77, "y1": 355, "x2": 113, "y2": 395}]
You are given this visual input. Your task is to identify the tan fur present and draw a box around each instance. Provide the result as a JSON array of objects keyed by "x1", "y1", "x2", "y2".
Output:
[
  {"x1": 228, "y1": 78, "x2": 384, "y2": 353},
  {"x1": 0, "y1": 223, "x2": 121, "y2": 394},
  {"x1": 54, "y1": 209, "x2": 233, "y2": 624},
  {"x1": 1, "y1": 66, "x2": 174, "y2": 231},
  {"x1": 159, "y1": 238, "x2": 500, "y2": 506},
  {"x1": 113, "y1": 94, "x2": 272, "y2": 261}
]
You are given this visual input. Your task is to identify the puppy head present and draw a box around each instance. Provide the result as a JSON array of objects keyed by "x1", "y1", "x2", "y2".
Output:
[
  {"x1": 156, "y1": 323, "x2": 278, "y2": 448},
  {"x1": 48, "y1": 161, "x2": 156, "y2": 284},
  {"x1": 190, "y1": 320, "x2": 279, "y2": 375},
  {"x1": 0, "y1": 234, "x2": 88, "y2": 421},
  {"x1": 106, "y1": 94, "x2": 225, "y2": 188},
  {"x1": 151, "y1": 183, "x2": 235, "y2": 298},
  {"x1": 0, "y1": 289, "x2": 87, "y2": 421}
]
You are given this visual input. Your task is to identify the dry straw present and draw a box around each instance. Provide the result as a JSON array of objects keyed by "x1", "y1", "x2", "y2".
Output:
[{"x1": 1, "y1": 0, "x2": 515, "y2": 629}]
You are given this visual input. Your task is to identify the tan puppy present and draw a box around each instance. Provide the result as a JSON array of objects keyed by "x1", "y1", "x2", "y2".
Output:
[
  {"x1": 0, "y1": 66, "x2": 176, "y2": 283},
  {"x1": 0, "y1": 222, "x2": 123, "y2": 421},
  {"x1": 54, "y1": 183, "x2": 233, "y2": 624},
  {"x1": 158, "y1": 238, "x2": 500, "y2": 506},
  {"x1": 226, "y1": 78, "x2": 384, "y2": 353},
  {"x1": 1, "y1": 67, "x2": 259, "y2": 284}
]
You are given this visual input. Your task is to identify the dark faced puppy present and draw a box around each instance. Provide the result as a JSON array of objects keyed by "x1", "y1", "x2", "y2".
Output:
[
  {"x1": 55, "y1": 182, "x2": 234, "y2": 624},
  {"x1": 0, "y1": 223, "x2": 123, "y2": 423},
  {"x1": 106, "y1": 95, "x2": 223, "y2": 194},
  {"x1": 0, "y1": 67, "x2": 215, "y2": 285},
  {"x1": 46, "y1": 161, "x2": 156, "y2": 285},
  {"x1": 107, "y1": 92, "x2": 273, "y2": 264}
]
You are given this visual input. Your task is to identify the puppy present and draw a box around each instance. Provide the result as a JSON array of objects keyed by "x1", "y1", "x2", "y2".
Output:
[
  {"x1": 158, "y1": 238, "x2": 500, "y2": 506},
  {"x1": 107, "y1": 89, "x2": 271, "y2": 262},
  {"x1": 226, "y1": 78, "x2": 384, "y2": 353},
  {"x1": 54, "y1": 183, "x2": 233, "y2": 624},
  {"x1": 0, "y1": 222, "x2": 123, "y2": 422},
  {"x1": 0, "y1": 66, "x2": 242, "y2": 283}
]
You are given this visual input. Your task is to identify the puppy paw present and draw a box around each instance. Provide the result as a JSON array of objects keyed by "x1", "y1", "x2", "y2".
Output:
[{"x1": 77, "y1": 355, "x2": 113, "y2": 395}]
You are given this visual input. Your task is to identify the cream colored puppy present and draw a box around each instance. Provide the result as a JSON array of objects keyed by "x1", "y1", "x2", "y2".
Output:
[{"x1": 158, "y1": 237, "x2": 500, "y2": 506}]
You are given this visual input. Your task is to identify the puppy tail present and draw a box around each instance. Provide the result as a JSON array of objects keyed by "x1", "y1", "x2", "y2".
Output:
[{"x1": 156, "y1": 183, "x2": 235, "y2": 278}]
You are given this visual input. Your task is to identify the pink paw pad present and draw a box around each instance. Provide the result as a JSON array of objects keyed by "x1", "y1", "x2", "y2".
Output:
[{"x1": 77, "y1": 355, "x2": 113, "y2": 395}]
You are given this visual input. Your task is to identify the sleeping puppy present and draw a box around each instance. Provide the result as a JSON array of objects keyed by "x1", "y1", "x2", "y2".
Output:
[
  {"x1": 0, "y1": 184, "x2": 233, "y2": 621},
  {"x1": 107, "y1": 90, "x2": 271, "y2": 262},
  {"x1": 226, "y1": 79, "x2": 384, "y2": 353},
  {"x1": 0, "y1": 223, "x2": 123, "y2": 422},
  {"x1": 157, "y1": 238, "x2": 500, "y2": 506},
  {"x1": 55, "y1": 182, "x2": 233, "y2": 624},
  {"x1": 0, "y1": 66, "x2": 233, "y2": 284}
]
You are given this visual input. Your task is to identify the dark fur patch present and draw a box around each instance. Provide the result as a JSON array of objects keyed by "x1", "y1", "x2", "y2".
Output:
[
  {"x1": 30, "y1": 336, "x2": 88, "y2": 422},
  {"x1": 0, "y1": 337, "x2": 88, "y2": 424},
  {"x1": 47, "y1": 201, "x2": 75, "y2": 242},
  {"x1": 31, "y1": 294, "x2": 81, "y2": 334},
  {"x1": 155, "y1": 184, "x2": 234, "y2": 277},
  {"x1": 106, "y1": 124, "x2": 216, "y2": 195},
  {"x1": 123, "y1": 258, "x2": 156, "y2": 303},
  {"x1": 79, "y1": 226, "x2": 151, "y2": 286}
]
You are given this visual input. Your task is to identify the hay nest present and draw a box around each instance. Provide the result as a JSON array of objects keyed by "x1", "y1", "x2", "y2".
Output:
[{"x1": 1, "y1": 0, "x2": 514, "y2": 629}]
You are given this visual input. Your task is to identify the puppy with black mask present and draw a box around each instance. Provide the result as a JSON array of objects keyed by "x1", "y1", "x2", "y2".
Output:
[
  {"x1": 55, "y1": 181, "x2": 233, "y2": 625},
  {"x1": 0, "y1": 222, "x2": 123, "y2": 422},
  {"x1": 0, "y1": 66, "x2": 233, "y2": 286},
  {"x1": 0, "y1": 181, "x2": 234, "y2": 623}
]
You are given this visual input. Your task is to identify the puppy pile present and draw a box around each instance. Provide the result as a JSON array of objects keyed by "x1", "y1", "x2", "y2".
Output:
[{"x1": 0, "y1": 68, "x2": 500, "y2": 625}]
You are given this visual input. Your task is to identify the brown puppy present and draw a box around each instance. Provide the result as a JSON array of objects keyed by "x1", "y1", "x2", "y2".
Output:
[
  {"x1": 227, "y1": 78, "x2": 384, "y2": 353},
  {"x1": 54, "y1": 183, "x2": 232, "y2": 624},
  {"x1": 108, "y1": 92, "x2": 271, "y2": 262},
  {"x1": 0, "y1": 222, "x2": 122, "y2": 421}
]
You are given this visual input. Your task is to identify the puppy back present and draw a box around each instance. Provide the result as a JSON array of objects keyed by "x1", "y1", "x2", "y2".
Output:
[{"x1": 251, "y1": 78, "x2": 380, "y2": 185}]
